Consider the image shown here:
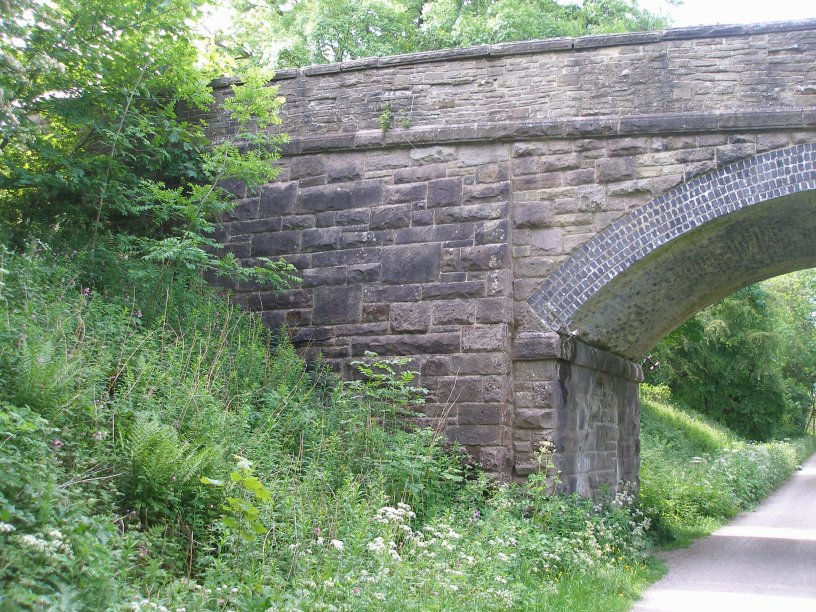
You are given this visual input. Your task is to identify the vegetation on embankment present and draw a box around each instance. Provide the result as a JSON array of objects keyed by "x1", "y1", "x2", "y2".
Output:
[
  {"x1": 0, "y1": 247, "x2": 660, "y2": 611},
  {"x1": 1, "y1": 247, "x2": 814, "y2": 610},
  {"x1": 639, "y1": 384, "x2": 816, "y2": 547}
]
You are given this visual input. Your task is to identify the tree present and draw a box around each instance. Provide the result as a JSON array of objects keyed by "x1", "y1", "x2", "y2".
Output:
[
  {"x1": 217, "y1": 0, "x2": 672, "y2": 68},
  {"x1": 0, "y1": 0, "x2": 296, "y2": 286},
  {"x1": 646, "y1": 272, "x2": 816, "y2": 440}
]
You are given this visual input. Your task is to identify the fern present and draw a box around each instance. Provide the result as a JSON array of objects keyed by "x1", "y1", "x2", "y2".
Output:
[{"x1": 121, "y1": 418, "x2": 219, "y2": 523}]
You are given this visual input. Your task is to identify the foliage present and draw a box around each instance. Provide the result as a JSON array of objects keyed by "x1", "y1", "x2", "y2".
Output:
[
  {"x1": 0, "y1": 0, "x2": 296, "y2": 287},
  {"x1": 645, "y1": 274, "x2": 816, "y2": 440},
  {"x1": 0, "y1": 247, "x2": 661, "y2": 610},
  {"x1": 639, "y1": 384, "x2": 816, "y2": 546},
  {"x1": 217, "y1": 0, "x2": 673, "y2": 68}
]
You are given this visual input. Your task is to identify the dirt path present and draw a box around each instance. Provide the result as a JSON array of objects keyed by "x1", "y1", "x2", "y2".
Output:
[{"x1": 631, "y1": 451, "x2": 816, "y2": 612}]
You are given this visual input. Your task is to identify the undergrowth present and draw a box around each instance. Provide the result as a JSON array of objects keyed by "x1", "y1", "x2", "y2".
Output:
[
  {"x1": 1, "y1": 245, "x2": 812, "y2": 609},
  {"x1": 0, "y1": 245, "x2": 658, "y2": 611},
  {"x1": 639, "y1": 383, "x2": 816, "y2": 546}
]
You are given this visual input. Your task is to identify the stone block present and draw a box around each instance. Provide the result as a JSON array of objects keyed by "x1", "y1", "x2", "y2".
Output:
[
  {"x1": 459, "y1": 244, "x2": 509, "y2": 271},
  {"x1": 476, "y1": 219, "x2": 509, "y2": 244},
  {"x1": 427, "y1": 376, "x2": 484, "y2": 403},
  {"x1": 458, "y1": 144, "x2": 510, "y2": 166},
  {"x1": 476, "y1": 162, "x2": 510, "y2": 183},
  {"x1": 301, "y1": 267, "x2": 347, "y2": 288},
  {"x1": 350, "y1": 333, "x2": 460, "y2": 356},
  {"x1": 476, "y1": 298, "x2": 512, "y2": 324},
  {"x1": 410, "y1": 146, "x2": 457, "y2": 164},
  {"x1": 427, "y1": 177, "x2": 463, "y2": 208},
  {"x1": 371, "y1": 205, "x2": 411, "y2": 230},
  {"x1": 512, "y1": 331, "x2": 562, "y2": 360},
  {"x1": 290, "y1": 155, "x2": 324, "y2": 180},
  {"x1": 393, "y1": 164, "x2": 447, "y2": 184},
  {"x1": 514, "y1": 408, "x2": 557, "y2": 429},
  {"x1": 463, "y1": 324, "x2": 508, "y2": 352},
  {"x1": 252, "y1": 231, "x2": 301, "y2": 257},
  {"x1": 301, "y1": 227, "x2": 341, "y2": 252},
  {"x1": 458, "y1": 404, "x2": 508, "y2": 425},
  {"x1": 362, "y1": 303, "x2": 389, "y2": 322},
  {"x1": 483, "y1": 375, "x2": 510, "y2": 403},
  {"x1": 381, "y1": 244, "x2": 441, "y2": 284},
  {"x1": 464, "y1": 182, "x2": 511, "y2": 204},
  {"x1": 513, "y1": 202, "x2": 554, "y2": 228},
  {"x1": 390, "y1": 302, "x2": 432, "y2": 333},
  {"x1": 436, "y1": 202, "x2": 507, "y2": 224},
  {"x1": 259, "y1": 182, "x2": 297, "y2": 216},
  {"x1": 364, "y1": 284, "x2": 422, "y2": 303},
  {"x1": 595, "y1": 157, "x2": 636, "y2": 183},
  {"x1": 422, "y1": 352, "x2": 508, "y2": 377},
  {"x1": 447, "y1": 425, "x2": 504, "y2": 446},
  {"x1": 312, "y1": 285, "x2": 362, "y2": 324},
  {"x1": 478, "y1": 446, "x2": 512, "y2": 474},
  {"x1": 423, "y1": 281, "x2": 485, "y2": 300},
  {"x1": 298, "y1": 185, "x2": 353, "y2": 212},
  {"x1": 433, "y1": 300, "x2": 476, "y2": 325},
  {"x1": 385, "y1": 182, "x2": 427, "y2": 205},
  {"x1": 326, "y1": 155, "x2": 364, "y2": 183},
  {"x1": 347, "y1": 263, "x2": 382, "y2": 283}
]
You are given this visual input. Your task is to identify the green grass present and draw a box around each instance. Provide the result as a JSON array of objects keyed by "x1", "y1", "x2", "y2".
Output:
[{"x1": 639, "y1": 384, "x2": 816, "y2": 547}]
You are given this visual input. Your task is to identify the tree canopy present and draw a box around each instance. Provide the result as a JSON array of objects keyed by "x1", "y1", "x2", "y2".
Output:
[
  {"x1": 0, "y1": 0, "x2": 294, "y2": 285},
  {"x1": 645, "y1": 271, "x2": 816, "y2": 440},
  {"x1": 217, "y1": 0, "x2": 672, "y2": 68}
]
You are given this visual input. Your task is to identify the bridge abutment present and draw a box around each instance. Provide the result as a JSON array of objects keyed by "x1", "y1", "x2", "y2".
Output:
[{"x1": 512, "y1": 332, "x2": 641, "y2": 496}]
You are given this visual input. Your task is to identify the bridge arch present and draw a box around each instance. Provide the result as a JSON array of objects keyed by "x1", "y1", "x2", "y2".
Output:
[{"x1": 529, "y1": 144, "x2": 816, "y2": 359}]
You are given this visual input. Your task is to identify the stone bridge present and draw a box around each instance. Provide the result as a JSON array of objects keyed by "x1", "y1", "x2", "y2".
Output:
[{"x1": 199, "y1": 19, "x2": 816, "y2": 496}]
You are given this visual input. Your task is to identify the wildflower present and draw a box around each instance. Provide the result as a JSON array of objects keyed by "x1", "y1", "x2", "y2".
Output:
[
  {"x1": 51, "y1": 439, "x2": 63, "y2": 450},
  {"x1": 497, "y1": 552, "x2": 510, "y2": 562},
  {"x1": 20, "y1": 534, "x2": 50, "y2": 552},
  {"x1": 469, "y1": 509, "x2": 480, "y2": 524},
  {"x1": 0, "y1": 523, "x2": 16, "y2": 533},
  {"x1": 37, "y1": 356, "x2": 45, "y2": 364},
  {"x1": 135, "y1": 310, "x2": 142, "y2": 318},
  {"x1": 138, "y1": 543, "x2": 149, "y2": 558},
  {"x1": 367, "y1": 537, "x2": 387, "y2": 554},
  {"x1": 230, "y1": 588, "x2": 238, "y2": 594},
  {"x1": 92, "y1": 430, "x2": 106, "y2": 440},
  {"x1": 234, "y1": 455, "x2": 252, "y2": 471},
  {"x1": 352, "y1": 588, "x2": 362, "y2": 595},
  {"x1": 330, "y1": 539, "x2": 344, "y2": 551}
]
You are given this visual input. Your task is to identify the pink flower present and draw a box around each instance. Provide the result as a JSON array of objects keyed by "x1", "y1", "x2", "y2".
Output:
[{"x1": 51, "y1": 439, "x2": 63, "y2": 450}]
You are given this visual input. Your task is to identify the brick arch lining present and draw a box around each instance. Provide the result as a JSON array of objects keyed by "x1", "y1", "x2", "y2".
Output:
[{"x1": 528, "y1": 144, "x2": 816, "y2": 358}]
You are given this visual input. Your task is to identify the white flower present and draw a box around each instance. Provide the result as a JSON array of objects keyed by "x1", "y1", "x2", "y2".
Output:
[
  {"x1": 0, "y1": 523, "x2": 15, "y2": 533},
  {"x1": 233, "y1": 455, "x2": 252, "y2": 471},
  {"x1": 497, "y1": 552, "x2": 510, "y2": 562},
  {"x1": 367, "y1": 537, "x2": 387, "y2": 554},
  {"x1": 330, "y1": 539, "x2": 344, "y2": 551}
]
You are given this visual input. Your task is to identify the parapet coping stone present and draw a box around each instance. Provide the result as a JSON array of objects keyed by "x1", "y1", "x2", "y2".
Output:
[{"x1": 210, "y1": 18, "x2": 816, "y2": 90}]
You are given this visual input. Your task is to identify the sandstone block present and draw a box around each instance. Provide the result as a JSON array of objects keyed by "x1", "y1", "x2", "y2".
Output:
[
  {"x1": 595, "y1": 157, "x2": 636, "y2": 183},
  {"x1": 312, "y1": 285, "x2": 362, "y2": 324},
  {"x1": 463, "y1": 324, "x2": 508, "y2": 352},
  {"x1": 390, "y1": 302, "x2": 432, "y2": 333},
  {"x1": 381, "y1": 244, "x2": 441, "y2": 284},
  {"x1": 259, "y1": 182, "x2": 297, "y2": 216}
]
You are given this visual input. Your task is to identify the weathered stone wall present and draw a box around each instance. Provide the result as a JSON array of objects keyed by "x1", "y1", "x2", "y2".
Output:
[
  {"x1": 201, "y1": 20, "x2": 816, "y2": 492},
  {"x1": 217, "y1": 144, "x2": 516, "y2": 472}
]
